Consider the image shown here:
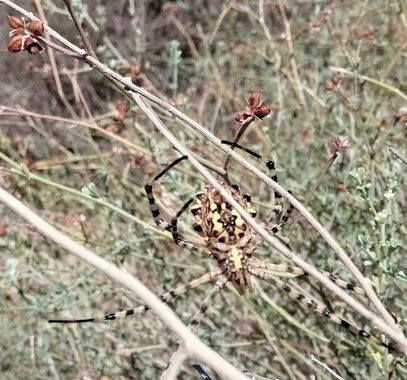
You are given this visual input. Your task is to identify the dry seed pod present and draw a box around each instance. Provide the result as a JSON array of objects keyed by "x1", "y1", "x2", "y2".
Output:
[
  {"x1": 24, "y1": 37, "x2": 43, "y2": 55},
  {"x1": 26, "y1": 42, "x2": 43, "y2": 55},
  {"x1": 7, "y1": 34, "x2": 23, "y2": 53},
  {"x1": 8, "y1": 15, "x2": 24, "y2": 29},
  {"x1": 27, "y1": 20, "x2": 44, "y2": 36}
]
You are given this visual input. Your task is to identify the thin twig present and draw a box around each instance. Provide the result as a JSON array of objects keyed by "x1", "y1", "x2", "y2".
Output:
[
  {"x1": 161, "y1": 342, "x2": 189, "y2": 380},
  {"x1": 33, "y1": 0, "x2": 77, "y2": 118},
  {"x1": 62, "y1": 0, "x2": 97, "y2": 59},
  {"x1": 389, "y1": 147, "x2": 407, "y2": 165},
  {"x1": 222, "y1": 117, "x2": 254, "y2": 174},
  {"x1": 311, "y1": 355, "x2": 345, "y2": 380},
  {"x1": 0, "y1": 186, "x2": 250, "y2": 380},
  {"x1": 330, "y1": 67, "x2": 407, "y2": 102},
  {"x1": 277, "y1": 1, "x2": 308, "y2": 112},
  {"x1": 0, "y1": 105, "x2": 150, "y2": 155},
  {"x1": 0, "y1": 151, "x2": 165, "y2": 237}
]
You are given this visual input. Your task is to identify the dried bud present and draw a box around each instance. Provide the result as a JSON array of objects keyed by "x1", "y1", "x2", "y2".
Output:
[
  {"x1": 337, "y1": 183, "x2": 349, "y2": 193},
  {"x1": 331, "y1": 76, "x2": 340, "y2": 86},
  {"x1": 234, "y1": 112, "x2": 245, "y2": 122},
  {"x1": 234, "y1": 111, "x2": 251, "y2": 123},
  {"x1": 8, "y1": 15, "x2": 24, "y2": 29},
  {"x1": 27, "y1": 20, "x2": 44, "y2": 36},
  {"x1": 247, "y1": 90, "x2": 262, "y2": 110},
  {"x1": 24, "y1": 37, "x2": 43, "y2": 54},
  {"x1": 329, "y1": 136, "x2": 352, "y2": 155},
  {"x1": 324, "y1": 81, "x2": 335, "y2": 92},
  {"x1": 9, "y1": 27, "x2": 24, "y2": 37},
  {"x1": 254, "y1": 105, "x2": 270, "y2": 119},
  {"x1": 394, "y1": 107, "x2": 407, "y2": 125},
  {"x1": 112, "y1": 100, "x2": 130, "y2": 122},
  {"x1": 0, "y1": 221, "x2": 8, "y2": 237},
  {"x1": 325, "y1": 76, "x2": 340, "y2": 92},
  {"x1": 7, "y1": 34, "x2": 23, "y2": 53}
]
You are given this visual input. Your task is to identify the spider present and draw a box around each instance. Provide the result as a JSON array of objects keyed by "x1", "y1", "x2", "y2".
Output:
[{"x1": 49, "y1": 148, "x2": 395, "y2": 357}]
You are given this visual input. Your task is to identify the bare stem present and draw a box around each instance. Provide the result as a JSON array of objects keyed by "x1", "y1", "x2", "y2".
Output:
[
  {"x1": 389, "y1": 147, "x2": 407, "y2": 165},
  {"x1": 62, "y1": 0, "x2": 97, "y2": 59},
  {"x1": 330, "y1": 66, "x2": 407, "y2": 102}
]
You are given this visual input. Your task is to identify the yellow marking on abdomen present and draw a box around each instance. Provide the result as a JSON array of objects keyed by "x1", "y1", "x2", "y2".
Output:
[{"x1": 231, "y1": 247, "x2": 242, "y2": 270}]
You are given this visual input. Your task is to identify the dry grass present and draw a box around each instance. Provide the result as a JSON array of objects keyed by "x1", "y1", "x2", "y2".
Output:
[{"x1": 1, "y1": 1, "x2": 406, "y2": 379}]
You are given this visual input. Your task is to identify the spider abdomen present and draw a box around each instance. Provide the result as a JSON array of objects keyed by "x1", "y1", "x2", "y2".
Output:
[{"x1": 190, "y1": 183, "x2": 256, "y2": 245}]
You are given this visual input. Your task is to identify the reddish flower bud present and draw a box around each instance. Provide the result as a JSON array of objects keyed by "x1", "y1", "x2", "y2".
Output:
[
  {"x1": 27, "y1": 20, "x2": 44, "y2": 36},
  {"x1": 254, "y1": 105, "x2": 270, "y2": 119},
  {"x1": 8, "y1": 15, "x2": 24, "y2": 29},
  {"x1": 247, "y1": 90, "x2": 262, "y2": 111},
  {"x1": 7, "y1": 34, "x2": 23, "y2": 53}
]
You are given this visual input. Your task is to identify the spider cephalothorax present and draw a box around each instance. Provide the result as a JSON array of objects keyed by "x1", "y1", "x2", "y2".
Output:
[{"x1": 190, "y1": 183, "x2": 258, "y2": 294}]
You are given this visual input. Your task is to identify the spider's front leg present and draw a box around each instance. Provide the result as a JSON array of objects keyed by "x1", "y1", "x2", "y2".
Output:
[
  {"x1": 145, "y1": 155, "x2": 213, "y2": 258},
  {"x1": 144, "y1": 155, "x2": 188, "y2": 232},
  {"x1": 170, "y1": 198, "x2": 213, "y2": 256},
  {"x1": 221, "y1": 140, "x2": 293, "y2": 235}
]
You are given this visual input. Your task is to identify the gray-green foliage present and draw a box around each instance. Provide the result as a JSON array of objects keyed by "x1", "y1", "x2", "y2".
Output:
[{"x1": 0, "y1": 1, "x2": 406, "y2": 379}]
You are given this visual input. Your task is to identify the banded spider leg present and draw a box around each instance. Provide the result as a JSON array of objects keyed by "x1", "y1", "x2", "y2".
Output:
[
  {"x1": 248, "y1": 265, "x2": 396, "y2": 352},
  {"x1": 48, "y1": 271, "x2": 219, "y2": 324}
]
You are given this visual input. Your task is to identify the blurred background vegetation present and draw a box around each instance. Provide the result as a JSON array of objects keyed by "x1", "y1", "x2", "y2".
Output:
[{"x1": 0, "y1": 1, "x2": 406, "y2": 379}]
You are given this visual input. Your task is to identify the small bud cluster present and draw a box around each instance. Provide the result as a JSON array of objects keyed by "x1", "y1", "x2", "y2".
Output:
[
  {"x1": 234, "y1": 90, "x2": 271, "y2": 123},
  {"x1": 7, "y1": 15, "x2": 44, "y2": 55},
  {"x1": 393, "y1": 107, "x2": 407, "y2": 126},
  {"x1": 112, "y1": 100, "x2": 130, "y2": 122},
  {"x1": 329, "y1": 136, "x2": 352, "y2": 155},
  {"x1": 324, "y1": 76, "x2": 341, "y2": 92}
]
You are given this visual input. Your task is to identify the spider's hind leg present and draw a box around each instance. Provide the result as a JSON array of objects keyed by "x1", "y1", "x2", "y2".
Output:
[
  {"x1": 48, "y1": 271, "x2": 218, "y2": 324},
  {"x1": 249, "y1": 259, "x2": 367, "y2": 296},
  {"x1": 249, "y1": 266, "x2": 396, "y2": 353}
]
